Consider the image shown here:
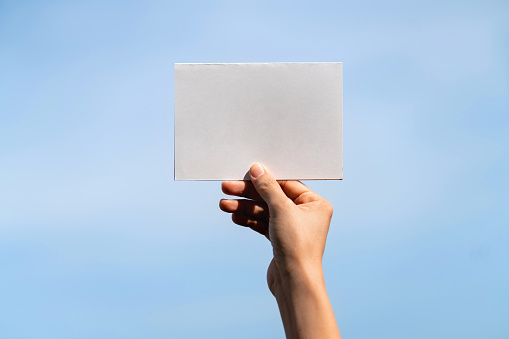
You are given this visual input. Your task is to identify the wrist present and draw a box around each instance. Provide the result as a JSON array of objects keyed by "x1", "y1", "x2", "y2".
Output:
[
  {"x1": 273, "y1": 258, "x2": 326, "y2": 298},
  {"x1": 271, "y1": 258, "x2": 339, "y2": 339}
]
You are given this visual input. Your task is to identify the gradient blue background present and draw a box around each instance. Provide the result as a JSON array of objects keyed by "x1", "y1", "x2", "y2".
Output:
[{"x1": 1, "y1": 1, "x2": 508, "y2": 338}]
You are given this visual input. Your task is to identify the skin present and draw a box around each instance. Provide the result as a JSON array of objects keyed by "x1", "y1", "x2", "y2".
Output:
[{"x1": 219, "y1": 163, "x2": 341, "y2": 339}]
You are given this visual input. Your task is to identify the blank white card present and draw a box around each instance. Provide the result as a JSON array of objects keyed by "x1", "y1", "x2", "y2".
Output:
[{"x1": 174, "y1": 62, "x2": 342, "y2": 180}]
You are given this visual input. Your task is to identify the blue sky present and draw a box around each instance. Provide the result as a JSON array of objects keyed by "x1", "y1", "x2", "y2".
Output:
[{"x1": 0, "y1": 0, "x2": 508, "y2": 338}]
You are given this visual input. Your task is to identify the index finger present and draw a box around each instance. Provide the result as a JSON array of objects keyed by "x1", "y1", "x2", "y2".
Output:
[{"x1": 222, "y1": 181, "x2": 263, "y2": 201}]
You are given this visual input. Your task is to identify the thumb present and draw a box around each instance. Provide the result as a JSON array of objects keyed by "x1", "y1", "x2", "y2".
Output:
[{"x1": 249, "y1": 163, "x2": 289, "y2": 208}]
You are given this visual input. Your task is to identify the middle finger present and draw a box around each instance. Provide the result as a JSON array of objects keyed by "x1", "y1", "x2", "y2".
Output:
[{"x1": 219, "y1": 199, "x2": 269, "y2": 221}]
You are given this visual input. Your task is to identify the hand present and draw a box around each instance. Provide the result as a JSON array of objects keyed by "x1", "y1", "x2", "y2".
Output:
[
  {"x1": 220, "y1": 163, "x2": 341, "y2": 339},
  {"x1": 220, "y1": 163, "x2": 333, "y2": 290}
]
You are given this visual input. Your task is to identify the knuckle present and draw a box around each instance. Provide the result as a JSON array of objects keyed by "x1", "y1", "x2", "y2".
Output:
[{"x1": 320, "y1": 200, "x2": 334, "y2": 216}]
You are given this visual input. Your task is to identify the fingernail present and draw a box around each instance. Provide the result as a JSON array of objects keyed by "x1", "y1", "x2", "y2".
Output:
[{"x1": 250, "y1": 163, "x2": 264, "y2": 178}]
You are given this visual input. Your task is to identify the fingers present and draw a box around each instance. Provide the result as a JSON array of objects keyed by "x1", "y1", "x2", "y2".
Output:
[
  {"x1": 219, "y1": 199, "x2": 269, "y2": 221},
  {"x1": 222, "y1": 181, "x2": 263, "y2": 201},
  {"x1": 221, "y1": 170, "x2": 318, "y2": 205},
  {"x1": 231, "y1": 213, "x2": 269, "y2": 238},
  {"x1": 219, "y1": 198, "x2": 269, "y2": 237},
  {"x1": 249, "y1": 164, "x2": 290, "y2": 208}
]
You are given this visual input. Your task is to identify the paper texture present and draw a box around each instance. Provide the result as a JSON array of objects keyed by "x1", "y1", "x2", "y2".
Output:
[{"x1": 174, "y1": 62, "x2": 343, "y2": 180}]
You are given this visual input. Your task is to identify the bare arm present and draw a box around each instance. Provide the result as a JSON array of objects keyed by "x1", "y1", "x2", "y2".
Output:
[{"x1": 220, "y1": 164, "x2": 341, "y2": 339}]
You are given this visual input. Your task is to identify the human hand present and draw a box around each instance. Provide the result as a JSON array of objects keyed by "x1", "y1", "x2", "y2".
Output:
[
  {"x1": 220, "y1": 163, "x2": 340, "y2": 338},
  {"x1": 219, "y1": 163, "x2": 333, "y2": 290}
]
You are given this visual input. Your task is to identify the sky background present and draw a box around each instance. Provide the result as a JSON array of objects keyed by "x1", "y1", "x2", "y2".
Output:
[{"x1": 1, "y1": 0, "x2": 508, "y2": 338}]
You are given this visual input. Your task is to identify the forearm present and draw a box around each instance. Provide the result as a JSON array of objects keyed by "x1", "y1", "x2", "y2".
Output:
[{"x1": 273, "y1": 262, "x2": 341, "y2": 339}]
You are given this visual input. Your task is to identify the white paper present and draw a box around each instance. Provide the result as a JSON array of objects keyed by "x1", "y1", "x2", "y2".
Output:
[{"x1": 174, "y1": 62, "x2": 343, "y2": 180}]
